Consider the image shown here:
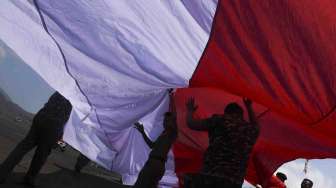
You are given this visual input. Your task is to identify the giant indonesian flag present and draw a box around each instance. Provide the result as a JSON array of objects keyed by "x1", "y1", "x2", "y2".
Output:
[{"x1": 1, "y1": 0, "x2": 336, "y2": 187}]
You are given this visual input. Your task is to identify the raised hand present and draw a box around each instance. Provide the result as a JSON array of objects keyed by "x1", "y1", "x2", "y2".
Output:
[
  {"x1": 134, "y1": 122, "x2": 145, "y2": 133},
  {"x1": 243, "y1": 97, "x2": 258, "y2": 126},
  {"x1": 134, "y1": 122, "x2": 154, "y2": 148},
  {"x1": 186, "y1": 97, "x2": 198, "y2": 112}
]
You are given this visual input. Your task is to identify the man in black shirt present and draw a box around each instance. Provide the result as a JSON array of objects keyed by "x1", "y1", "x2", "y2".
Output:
[
  {"x1": 133, "y1": 112, "x2": 178, "y2": 188},
  {"x1": 0, "y1": 92, "x2": 72, "y2": 187},
  {"x1": 185, "y1": 97, "x2": 259, "y2": 188}
]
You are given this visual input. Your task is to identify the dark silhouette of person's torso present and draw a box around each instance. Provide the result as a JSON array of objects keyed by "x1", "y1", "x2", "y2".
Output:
[{"x1": 32, "y1": 92, "x2": 72, "y2": 144}]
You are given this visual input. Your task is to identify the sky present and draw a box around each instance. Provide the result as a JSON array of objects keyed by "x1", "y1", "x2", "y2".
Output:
[
  {"x1": 241, "y1": 158, "x2": 336, "y2": 187},
  {"x1": 0, "y1": 40, "x2": 54, "y2": 113},
  {"x1": 1, "y1": 41, "x2": 336, "y2": 188},
  {"x1": 277, "y1": 159, "x2": 336, "y2": 188}
]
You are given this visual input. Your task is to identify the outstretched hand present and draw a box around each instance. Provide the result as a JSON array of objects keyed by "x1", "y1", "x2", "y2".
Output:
[
  {"x1": 134, "y1": 122, "x2": 145, "y2": 133},
  {"x1": 186, "y1": 97, "x2": 198, "y2": 112},
  {"x1": 243, "y1": 97, "x2": 252, "y2": 107}
]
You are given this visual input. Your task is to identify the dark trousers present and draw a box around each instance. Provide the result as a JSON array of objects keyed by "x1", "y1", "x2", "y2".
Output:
[
  {"x1": 0, "y1": 117, "x2": 62, "y2": 181},
  {"x1": 133, "y1": 158, "x2": 165, "y2": 188},
  {"x1": 74, "y1": 153, "x2": 90, "y2": 172}
]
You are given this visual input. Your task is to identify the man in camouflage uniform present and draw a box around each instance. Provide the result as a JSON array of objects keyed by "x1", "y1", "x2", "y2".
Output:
[
  {"x1": 185, "y1": 97, "x2": 259, "y2": 188},
  {"x1": 0, "y1": 92, "x2": 72, "y2": 187}
]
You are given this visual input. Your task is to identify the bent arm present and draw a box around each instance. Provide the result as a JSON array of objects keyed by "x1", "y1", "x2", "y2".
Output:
[
  {"x1": 186, "y1": 111, "x2": 208, "y2": 131},
  {"x1": 244, "y1": 99, "x2": 258, "y2": 127},
  {"x1": 140, "y1": 131, "x2": 155, "y2": 149},
  {"x1": 135, "y1": 123, "x2": 155, "y2": 148},
  {"x1": 247, "y1": 106, "x2": 257, "y2": 125}
]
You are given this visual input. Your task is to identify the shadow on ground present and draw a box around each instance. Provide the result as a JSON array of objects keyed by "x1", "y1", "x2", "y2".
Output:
[{"x1": 0, "y1": 166, "x2": 127, "y2": 188}]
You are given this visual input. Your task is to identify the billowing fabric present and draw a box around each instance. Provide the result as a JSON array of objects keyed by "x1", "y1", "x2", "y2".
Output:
[
  {"x1": 1, "y1": 0, "x2": 336, "y2": 187},
  {"x1": 0, "y1": 0, "x2": 217, "y2": 186},
  {"x1": 188, "y1": 0, "x2": 336, "y2": 186},
  {"x1": 173, "y1": 88, "x2": 336, "y2": 186}
]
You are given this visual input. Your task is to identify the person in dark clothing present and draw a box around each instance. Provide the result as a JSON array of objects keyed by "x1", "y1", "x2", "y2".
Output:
[
  {"x1": 0, "y1": 92, "x2": 72, "y2": 187},
  {"x1": 301, "y1": 178, "x2": 313, "y2": 188},
  {"x1": 276, "y1": 172, "x2": 287, "y2": 183},
  {"x1": 184, "y1": 97, "x2": 259, "y2": 188},
  {"x1": 133, "y1": 112, "x2": 178, "y2": 188},
  {"x1": 265, "y1": 173, "x2": 287, "y2": 188},
  {"x1": 74, "y1": 153, "x2": 91, "y2": 173}
]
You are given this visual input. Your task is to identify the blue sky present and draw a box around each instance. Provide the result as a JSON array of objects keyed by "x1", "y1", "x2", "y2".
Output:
[
  {"x1": 1, "y1": 40, "x2": 335, "y2": 188},
  {"x1": 0, "y1": 40, "x2": 54, "y2": 113}
]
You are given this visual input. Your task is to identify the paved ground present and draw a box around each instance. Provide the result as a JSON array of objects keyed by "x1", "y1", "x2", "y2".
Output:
[{"x1": 0, "y1": 118, "x2": 125, "y2": 188}]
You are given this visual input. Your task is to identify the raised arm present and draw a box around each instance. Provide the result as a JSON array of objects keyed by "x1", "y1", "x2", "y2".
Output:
[
  {"x1": 186, "y1": 98, "x2": 208, "y2": 131},
  {"x1": 243, "y1": 98, "x2": 258, "y2": 126},
  {"x1": 134, "y1": 122, "x2": 154, "y2": 149}
]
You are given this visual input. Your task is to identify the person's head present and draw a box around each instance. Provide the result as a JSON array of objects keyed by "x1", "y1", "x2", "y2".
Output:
[
  {"x1": 301, "y1": 178, "x2": 313, "y2": 188},
  {"x1": 224, "y1": 102, "x2": 244, "y2": 118},
  {"x1": 276, "y1": 172, "x2": 287, "y2": 182},
  {"x1": 163, "y1": 112, "x2": 177, "y2": 130}
]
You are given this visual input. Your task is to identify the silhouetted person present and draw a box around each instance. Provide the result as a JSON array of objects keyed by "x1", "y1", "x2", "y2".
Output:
[
  {"x1": 133, "y1": 112, "x2": 178, "y2": 188},
  {"x1": 0, "y1": 92, "x2": 72, "y2": 187},
  {"x1": 301, "y1": 178, "x2": 313, "y2": 188},
  {"x1": 276, "y1": 172, "x2": 287, "y2": 183},
  {"x1": 185, "y1": 97, "x2": 259, "y2": 188},
  {"x1": 74, "y1": 153, "x2": 91, "y2": 173},
  {"x1": 266, "y1": 173, "x2": 287, "y2": 188}
]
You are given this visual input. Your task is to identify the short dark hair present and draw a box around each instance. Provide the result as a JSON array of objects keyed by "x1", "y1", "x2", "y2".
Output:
[
  {"x1": 224, "y1": 103, "x2": 243, "y2": 115},
  {"x1": 276, "y1": 172, "x2": 287, "y2": 182},
  {"x1": 301, "y1": 178, "x2": 313, "y2": 187}
]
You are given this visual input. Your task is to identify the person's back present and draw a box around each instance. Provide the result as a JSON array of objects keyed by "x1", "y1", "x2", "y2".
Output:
[
  {"x1": 31, "y1": 92, "x2": 72, "y2": 150},
  {"x1": 203, "y1": 114, "x2": 259, "y2": 183},
  {"x1": 0, "y1": 92, "x2": 72, "y2": 187},
  {"x1": 185, "y1": 98, "x2": 259, "y2": 187},
  {"x1": 35, "y1": 92, "x2": 72, "y2": 125}
]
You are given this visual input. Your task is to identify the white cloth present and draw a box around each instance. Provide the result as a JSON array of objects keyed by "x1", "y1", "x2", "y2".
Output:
[{"x1": 0, "y1": 0, "x2": 217, "y2": 185}]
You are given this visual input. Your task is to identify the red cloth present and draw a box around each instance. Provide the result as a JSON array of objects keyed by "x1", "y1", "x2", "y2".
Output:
[
  {"x1": 173, "y1": 1, "x2": 336, "y2": 186},
  {"x1": 265, "y1": 176, "x2": 286, "y2": 188},
  {"x1": 181, "y1": 0, "x2": 336, "y2": 186},
  {"x1": 172, "y1": 87, "x2": 336, "y2": 187}
]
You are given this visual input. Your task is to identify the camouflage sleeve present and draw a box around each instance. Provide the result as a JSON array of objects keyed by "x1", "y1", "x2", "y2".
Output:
[{"x1": 206, "y1": 114, "x2": 221, "y2": 130}]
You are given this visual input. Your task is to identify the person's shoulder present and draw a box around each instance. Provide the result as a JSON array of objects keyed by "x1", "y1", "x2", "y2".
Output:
[
  {"x1": 48, "y1": 92, "x2": 62, "y2": 103},
  {"x1": 210, "y1": 114, "x2": 223, "y2": 120},
  {"x1": 208, "y1": 114, "x2": 224, "y2": 124},
  {"x1": 205, "y1": 114, "x2": 223, "y2": 129},
  {"x1": 244, "y1": 122, "x2": 260, "y2": 135}
]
